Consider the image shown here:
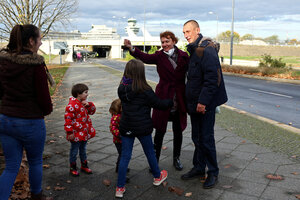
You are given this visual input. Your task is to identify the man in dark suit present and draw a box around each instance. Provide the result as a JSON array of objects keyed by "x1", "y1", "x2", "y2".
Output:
[{"x1": 181, "y1": 20, "x2": 228, "y2": 189}]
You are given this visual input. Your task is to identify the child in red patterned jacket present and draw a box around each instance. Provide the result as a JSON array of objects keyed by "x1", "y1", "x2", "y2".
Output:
[{"x1": 64, "y1": 83, "x2": 96, "y2": 176}]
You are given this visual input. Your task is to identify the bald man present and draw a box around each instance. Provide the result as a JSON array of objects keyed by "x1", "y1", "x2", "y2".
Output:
[{"x1": 181, "y1": 20, "x2": 227, "y2": 189}]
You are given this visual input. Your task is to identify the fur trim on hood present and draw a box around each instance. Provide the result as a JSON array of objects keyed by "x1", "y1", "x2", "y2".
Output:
[{"x1": 0, "y1": 50, "x2": 44, "y2": 65}]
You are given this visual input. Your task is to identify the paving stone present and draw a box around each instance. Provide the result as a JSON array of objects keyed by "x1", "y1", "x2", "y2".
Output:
[
  {"x1": 261, "y1": 186, "x2": 299, "y2": 200},
  {"x1": 219, "y1": 191, "x2": 259, "y2": 200},
  {"x1": 229, "y1": 179, "x2": 267, "y2": 197},
  {"x1": 246, "y1": 161, "x2": 278, "y2": 174}
]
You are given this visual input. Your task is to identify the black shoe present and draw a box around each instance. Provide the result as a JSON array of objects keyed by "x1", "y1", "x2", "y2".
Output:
[
  {"x1": 181, "y1": 168, "x2": 205, "y2": 180},
  {"x1": 173, "y1": 157, "x2": 183, "y2": 171},
  {"x1": 203, "y1": 174, "x2": 218, "y2": 189}
]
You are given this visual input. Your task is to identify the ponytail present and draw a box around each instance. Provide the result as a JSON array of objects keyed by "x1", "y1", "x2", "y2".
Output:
[{"x1": 6, "y1": 24, "x2": 39, "y2": 54}]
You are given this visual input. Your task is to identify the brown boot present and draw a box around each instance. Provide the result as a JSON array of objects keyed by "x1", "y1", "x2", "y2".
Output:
[{"x1": 31, "y1": 191, "x2": 53, "y2": 200}]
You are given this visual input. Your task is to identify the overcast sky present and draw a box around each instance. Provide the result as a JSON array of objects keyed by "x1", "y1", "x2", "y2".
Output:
[{"x1": 71, "y1": 0, "x2": 300, "y2": 41}]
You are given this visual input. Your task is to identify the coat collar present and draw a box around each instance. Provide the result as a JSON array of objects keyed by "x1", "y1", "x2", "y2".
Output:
[
  {"x1": 0, "y1": 50, "x2": 44, "y2": 65},
  {"x1": 187, "y1": 34, "x2": 203, "y2": 54}
]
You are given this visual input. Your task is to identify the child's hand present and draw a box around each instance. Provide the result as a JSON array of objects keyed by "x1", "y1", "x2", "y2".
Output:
[
  {"x1": 82, "y1": 100, "x2": 89, "y2": 107},
  {"x1": 67, "y1": 134, "x2": 75, "y2": 141}
]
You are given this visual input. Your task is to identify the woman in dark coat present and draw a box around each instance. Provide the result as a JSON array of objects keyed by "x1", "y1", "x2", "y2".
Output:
[{"x1": 124, "y1": 31, "x2": 189, "y2": 170}]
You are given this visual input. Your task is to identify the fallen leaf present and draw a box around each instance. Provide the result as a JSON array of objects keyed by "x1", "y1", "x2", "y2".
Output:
[
  {"x1": 54, "y1": 186, "x2": 66, "y2": 191},
  {"x1": 66, "y1": 180, "x2": 72, "y2": 183},
  {"x1": 291, "y1": 172, "x2": 299, "y2": 175},
  {"x1": 46, "y1": 186, "x2": 51, "y2": 190},
  {"x1": 163, "y1": 181, "x2": 168, "y2": 187},
  {"x1": 43, "y1": 164, "x2": 50, "y2": 169},
  {"x1": 224, "y1": 164, "x2": 232, "y2": 169},
  {"x1": 222, "y1": 185, "x2": 233, "y2": 189},
  {"x1": 48, "y1": 140, "x2": 55, "y2": 144},
  {"x1": 185, "y1": 192, "x2": 192, "y2": 197},
  {"x1": 162, "y1": 146, "x2": 167, "y2": 150},
  {"x1": 168, "y1": 186, "x2": 184, "y2": 196},
  {"x1": 266, "y1": 174, "x2": 284, "y2": 180},
  {"x1": 102, "y1": 179, "x2": 111, "y2": 186},
  {"x1": 291, "y1": 155, "x2": 297, "y2": 158}
]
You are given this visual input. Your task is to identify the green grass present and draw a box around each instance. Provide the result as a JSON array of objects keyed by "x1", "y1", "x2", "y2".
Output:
[
  {"x1": 223, "y1": 55, "x2": 300, "y2": 66},
  {"x1": 48, "y1": 65, "x2": 69, "y2": 95},
  {"x1": 43, "y1": 55, "x2": 58, "y2": 64},
  {"x1": 216, "y1": 107, "x2": 300, "y2": 159}
]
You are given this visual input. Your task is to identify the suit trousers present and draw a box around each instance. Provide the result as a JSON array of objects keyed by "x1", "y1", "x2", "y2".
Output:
[{"x1": 190, "y1": 109, "x2": 219, "y2": 176}]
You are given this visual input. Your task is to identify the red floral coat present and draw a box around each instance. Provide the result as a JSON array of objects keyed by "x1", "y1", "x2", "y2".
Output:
[
  {"x1": 110, "y1": 114, "x2": 122, "y2": 144},
  {"x1": 64, "y1": 97, "x2": 96, "y2": 142}
]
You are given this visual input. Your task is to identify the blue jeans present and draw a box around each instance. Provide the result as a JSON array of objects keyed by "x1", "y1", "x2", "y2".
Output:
[
  {"x1": 69, "y1": 141, "x2": 87, "y2": 163},
  {"x1": 0, "y1": 114, "x2": 46, "y2": 200},
  {"x1": 190, "y1": 109, "x2": 219, "y2": 176},
  {"x1": 117, "y1": 134, "x2": 160, "y2": 188}
]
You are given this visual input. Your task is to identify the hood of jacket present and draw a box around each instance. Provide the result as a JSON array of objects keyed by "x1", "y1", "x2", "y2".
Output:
[
  {"x1": 118, "y1": 83, "x2": 136, "y2": 102},
  {"x1": 0, "y1": 50, "x2": 45, "y2": 78}
]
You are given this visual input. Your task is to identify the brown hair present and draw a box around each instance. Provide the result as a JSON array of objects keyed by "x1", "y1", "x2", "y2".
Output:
[
  {"x1": 71, "y1": 83, "x2": 89, "y2": 98},
  {"x1": 184, "y1": 20, "x2": 199, "y2": 28},
  {"x1": 6, "y1": 24, "x2": 40, "y2": 54},
  {"x1": 109, "y1": 98, "x2": 122, "y2": 115},
  {"x1": 122, "y1": 59, "x2": 152, "y2": 93},
  {"x1": 160, "y1": 31, "x2": 178, "y2": 44}
]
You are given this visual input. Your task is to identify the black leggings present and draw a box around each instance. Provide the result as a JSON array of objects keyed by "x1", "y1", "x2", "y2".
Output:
[{"x1": 154, "y1": 111, "x2": 182, "y2": 161}]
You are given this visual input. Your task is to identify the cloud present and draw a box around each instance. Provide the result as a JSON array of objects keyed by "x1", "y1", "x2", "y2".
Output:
[{"x1": 68, "y1": 0, "x2": 300, "y2": 40}]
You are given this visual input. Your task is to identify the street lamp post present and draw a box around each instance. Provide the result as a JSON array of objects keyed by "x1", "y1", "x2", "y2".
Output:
[
  {"x1": 230, "y1": 0, "x2": 235, "y2": 66},
  {"x1": 143, "y1": 0, "x2": 146, "y2": 52},
  {"x1": 209, "y1": 11, "x2": 219, "y2": 41}
]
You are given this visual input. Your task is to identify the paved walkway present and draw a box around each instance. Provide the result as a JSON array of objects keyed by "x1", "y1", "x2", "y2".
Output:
[{"x1": 43, "y1": 62, "x2": 300, "y2": 200}]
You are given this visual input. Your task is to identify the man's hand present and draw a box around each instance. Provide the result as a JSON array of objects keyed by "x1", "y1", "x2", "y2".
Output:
[
  {"x1": 124, "y1": 39, "x2": 133, "y2": 51},
  {"x1": 196, "y1": 103, "x2": 206, "y2": 114}
]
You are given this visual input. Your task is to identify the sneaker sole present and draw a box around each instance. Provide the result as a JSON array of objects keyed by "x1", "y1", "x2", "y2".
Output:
[
  {"x1": 153, "y1": 175, "x2": 168, "y2": 186},
  {"x1": 115, "y1": 190, "x2": 125, "y2": 198}
]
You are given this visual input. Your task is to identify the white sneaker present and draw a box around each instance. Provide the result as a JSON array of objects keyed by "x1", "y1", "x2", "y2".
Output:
[
  {"x1": 115, "y1": 187, "x2": 125, "y2": 198},
  {"x1": 153, "y1": 170, "x2": 168, "y2": 186}
]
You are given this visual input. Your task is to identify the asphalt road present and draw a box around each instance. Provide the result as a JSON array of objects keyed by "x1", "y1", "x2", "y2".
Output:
[{"x1": 91, "y1": 58, "x2": 300, "y2": 129}]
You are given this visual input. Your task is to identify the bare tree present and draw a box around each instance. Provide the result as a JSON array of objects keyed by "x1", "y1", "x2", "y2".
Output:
[{"x1": 0, "y1": 0, "x2": 78, "y2": 40}]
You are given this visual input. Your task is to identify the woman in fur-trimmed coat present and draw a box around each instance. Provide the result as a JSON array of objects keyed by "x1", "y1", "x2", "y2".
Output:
[{"x1": 0, "y1": 24, "x2": 53, "y2": 200}]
